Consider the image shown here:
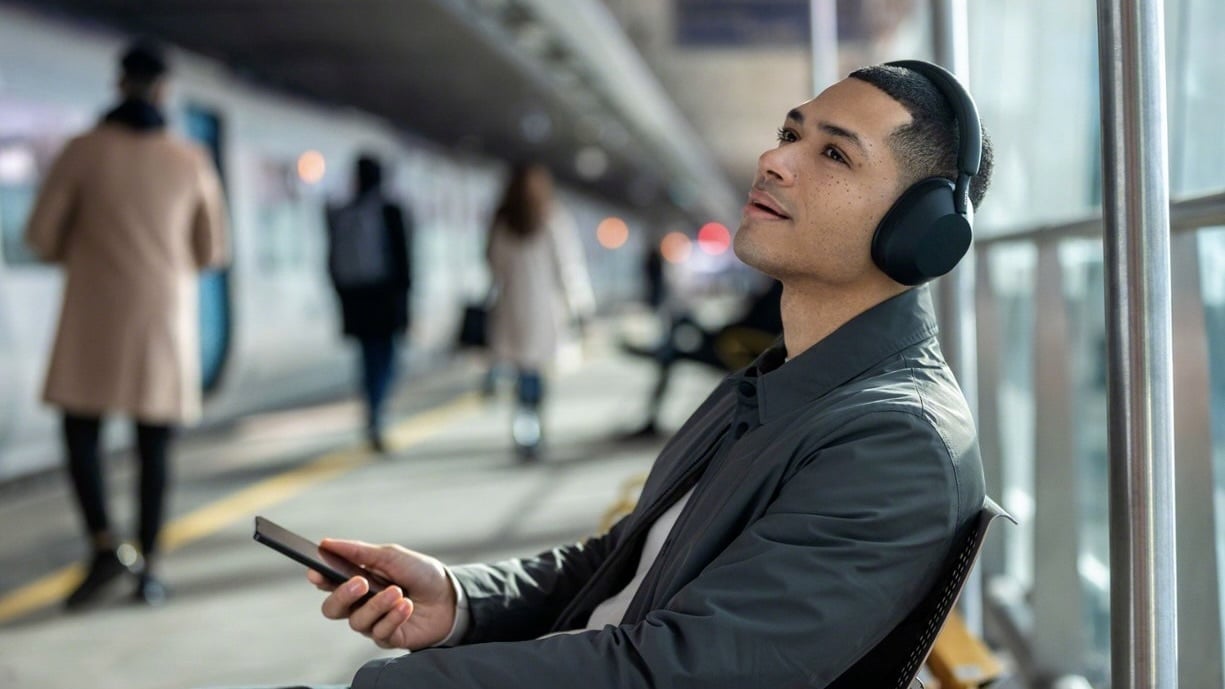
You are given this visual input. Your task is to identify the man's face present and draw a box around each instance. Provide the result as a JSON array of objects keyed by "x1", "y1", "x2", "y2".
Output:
[{"x1": 734, "y1": 78, "x2": 912, "y2": 287}]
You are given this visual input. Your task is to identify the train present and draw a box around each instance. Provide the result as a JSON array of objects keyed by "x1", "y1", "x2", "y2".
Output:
[{"x1": 0, "y1": 5, "x2": 650, "y2": 481}]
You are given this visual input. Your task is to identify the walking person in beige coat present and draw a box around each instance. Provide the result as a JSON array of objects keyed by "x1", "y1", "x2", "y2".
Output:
[
  {"x1": 486, "y1": 163, "x2": 594, "y2": 459},
  {"x1": 24, "y1": 40, "x2": 228, "y2": 608}
]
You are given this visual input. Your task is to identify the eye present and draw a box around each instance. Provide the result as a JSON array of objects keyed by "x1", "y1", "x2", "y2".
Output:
[
  {"x1": 823, "y1": 145, "x2": 849, "y2": 165},
  {"x1": 776, "y1": 127, "x2": 797, "y2": 144}
]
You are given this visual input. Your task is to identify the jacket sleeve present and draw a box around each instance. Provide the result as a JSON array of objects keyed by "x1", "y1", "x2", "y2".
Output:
[
  {"x1": 190, "y1": 148, "x2": 229, "y2": 269},
  {"x1": 446, "y1": 514, "x2": 628, "y2": 644},
  {"x1": 350, "y1": 410, "x2": 961, "y2": 689},
  {"x1": 384, "y1": 203, "x2": 412, "y2": 290},
  {"x1": 24, "y1": 138, "x2": 83, "y2": 263}
]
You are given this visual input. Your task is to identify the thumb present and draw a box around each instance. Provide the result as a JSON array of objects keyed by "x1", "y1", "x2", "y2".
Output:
[{"x1": 319, "y1": 538, "x2": 391, "y2": 570}]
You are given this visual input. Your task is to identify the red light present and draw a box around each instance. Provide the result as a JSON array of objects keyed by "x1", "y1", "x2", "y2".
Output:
[{"x1": 697, "y1": 222, "x2": 731, "y2": 255}]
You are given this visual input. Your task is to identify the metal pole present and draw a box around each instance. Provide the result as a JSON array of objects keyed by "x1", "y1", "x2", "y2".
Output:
[
  {"x1": 809, "y1": 0, "x2": 838, "y2": 94},
  {"x1": 929, "y1": 0, "x2": 982, "y2": 636},
  {"x1": 1095, "y1": 1, "x2": 1178, "y2": 688}
]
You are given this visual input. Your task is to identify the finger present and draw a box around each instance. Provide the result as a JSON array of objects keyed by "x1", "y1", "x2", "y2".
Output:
[
  {"x1": 320, "y1": 576, "x2": 369, "y2": 620},
  {"x1": 369, "y1": 598, "x2": 414, "y2": 647},
  {"x1": 346, "y1": 585, "x2": 404, "y2": 635},
  {"x1": 306, "y1": 569, "x2": 337, "y2": 592}
]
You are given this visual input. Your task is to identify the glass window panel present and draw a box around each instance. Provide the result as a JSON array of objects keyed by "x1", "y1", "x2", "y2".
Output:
[
  {"x1": 1168, "y1": 0, "x2": 1225, "y2": 195},
  {"x1": 1202, "y1": 227, "x2": 1225, "y2": 668},
  {"x1": 968, "y1": 1, "x2": 1102, "y2": 232},
  {"x1": 1062, "y1": 239, "x2": 1110, "y2": 685},
  {"x1": 988, "y1": 243, "x2": 1037, "y2": 588}
]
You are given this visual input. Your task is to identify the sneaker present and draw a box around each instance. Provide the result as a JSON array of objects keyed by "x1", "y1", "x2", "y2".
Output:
[
  {"x1": 512, "y1": 409, "x2": 541, "y2": 460},
  {"x1": 65, "y1": 548, "x2": 135, "y2": 610},
  {"x1": 132, "y1": 573, "x2": 169, "y2": 606}
]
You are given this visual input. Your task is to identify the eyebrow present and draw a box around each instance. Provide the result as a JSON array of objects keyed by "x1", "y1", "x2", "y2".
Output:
[{"x1": 785, "y1": 109, "x2": 868, "y2": 157}]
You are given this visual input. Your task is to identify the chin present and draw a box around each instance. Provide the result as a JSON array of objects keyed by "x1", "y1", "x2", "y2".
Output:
[{"x1": 732, "y1": 231, "x2": 782, "y2": 278}]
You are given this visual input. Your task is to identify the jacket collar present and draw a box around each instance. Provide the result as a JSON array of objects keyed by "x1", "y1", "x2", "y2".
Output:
[
  {"x1": 101, "y1": 98, "x2": 166, "y2": 131},
  {"x1": 745, "y1": 286, "x2": 940, "y2": 424}
]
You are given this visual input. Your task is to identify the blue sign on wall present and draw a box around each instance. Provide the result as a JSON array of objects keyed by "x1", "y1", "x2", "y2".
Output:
[{"x1": 675, "y1": 0, "x2": 811, "y2": 47}]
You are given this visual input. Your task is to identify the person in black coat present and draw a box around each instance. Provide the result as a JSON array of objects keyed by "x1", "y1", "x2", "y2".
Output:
[
  {"x1": 326, "y1": 155, "x2": 413, "y2": 452},
  {"x1": 622, "y1": 278, "x2": 782, "y2": 437}
]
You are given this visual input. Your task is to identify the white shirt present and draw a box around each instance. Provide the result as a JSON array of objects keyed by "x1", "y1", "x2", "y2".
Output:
[{"x1": 440, "y1": 488, "x2": 695, "y2": 645}]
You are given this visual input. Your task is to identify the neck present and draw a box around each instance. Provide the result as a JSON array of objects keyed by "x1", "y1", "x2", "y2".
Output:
[{"x1": 779, "y1": 276, "x2": 908, "y2": 358}]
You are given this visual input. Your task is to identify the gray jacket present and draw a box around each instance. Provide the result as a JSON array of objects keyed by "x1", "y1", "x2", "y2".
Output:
[{"x1": 353, "y1": 286, "x2": 985, "y2": 689}]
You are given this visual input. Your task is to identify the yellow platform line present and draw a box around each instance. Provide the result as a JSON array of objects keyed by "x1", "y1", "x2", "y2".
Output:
[{"x1": 0, "y1": 392, "x2": 482, "y2": 624}]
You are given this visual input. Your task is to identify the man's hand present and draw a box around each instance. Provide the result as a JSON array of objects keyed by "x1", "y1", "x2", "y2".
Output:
[{"x1": 306, "y1": 539, "x2": 457, "y2": 650}]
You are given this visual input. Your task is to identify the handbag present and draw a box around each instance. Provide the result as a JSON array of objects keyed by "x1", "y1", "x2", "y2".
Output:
[{"x1": 457, "y1": 301, "x2": 489, "y2": 349}]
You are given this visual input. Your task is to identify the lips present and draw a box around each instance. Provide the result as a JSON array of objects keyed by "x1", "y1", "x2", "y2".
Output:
[{"x1": 745, "y1": 190, "x2": 790, "y2": 220}]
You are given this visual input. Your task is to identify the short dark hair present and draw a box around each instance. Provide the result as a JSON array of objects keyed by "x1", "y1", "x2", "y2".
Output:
[
  {"x1": 120, "y1": 40, "x2": 168, "y2": 83},
  {"x1": 849, "y1": 64, "x2": 994, "y2": 210},
  {"x1": 356, "y1": 155, "x2": 383, "y2": 193}
]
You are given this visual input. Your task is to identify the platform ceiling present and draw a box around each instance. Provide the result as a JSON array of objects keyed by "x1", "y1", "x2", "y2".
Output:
[{"x1": 9, "y1": 0, "x2": 735, "y2": 221}]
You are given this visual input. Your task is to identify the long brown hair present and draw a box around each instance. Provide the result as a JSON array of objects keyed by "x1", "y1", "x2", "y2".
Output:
[{"x1": 495, "y1": 163, "x2": 552, "y2": 237}]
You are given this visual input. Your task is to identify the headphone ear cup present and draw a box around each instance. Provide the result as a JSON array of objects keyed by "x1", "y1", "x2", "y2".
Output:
[{"x1": 871, "y1": 177, "x2": 972, "y2": 285}]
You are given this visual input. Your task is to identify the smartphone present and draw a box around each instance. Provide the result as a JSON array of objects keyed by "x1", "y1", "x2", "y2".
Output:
[{"x1": 253, "y1": 516, "x2": 392, "y2": 604}]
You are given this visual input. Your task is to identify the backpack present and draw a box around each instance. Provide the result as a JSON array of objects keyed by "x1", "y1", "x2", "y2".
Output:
[{"x1": 327, "y1": 194, "x2": 391, "y2": 288}]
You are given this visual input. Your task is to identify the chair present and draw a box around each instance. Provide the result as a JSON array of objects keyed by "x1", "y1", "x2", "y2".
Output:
[
  {"x1": 926, "y1": 609, "x2": 1005, "y2": 688},
  {"x1": 826, "y1": 498, "x2": 1015, "y2": 689}
]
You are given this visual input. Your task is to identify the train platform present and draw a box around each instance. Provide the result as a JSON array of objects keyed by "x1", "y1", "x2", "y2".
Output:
[{"x1": 0, "y1": 333, "x2": 724, "y2": 689}]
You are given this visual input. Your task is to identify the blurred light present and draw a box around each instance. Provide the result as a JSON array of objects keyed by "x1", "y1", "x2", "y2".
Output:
[
  {"x1": 575, "y1": 146, "x2": 608, "y2": 181},
  {"x1": 697, "y1": 222, "x2": 732, "y2": 255},
  {"x1": 297, "y1": 150, "x2": 326, "y2": 184},
  {"x1": 596, "y1": 217, "x2": 629, "y2": 249},
  {"x1": 0, "y1": 146, "x2": 35, "y2": 183},
  {"x1": 660, "y1": 232, "x2": 692, "y2": 264}
]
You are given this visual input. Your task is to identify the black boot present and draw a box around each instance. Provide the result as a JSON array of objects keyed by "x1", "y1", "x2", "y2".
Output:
[{"x1": 65, "y1": 548, "x2": 134, "y2": 610}]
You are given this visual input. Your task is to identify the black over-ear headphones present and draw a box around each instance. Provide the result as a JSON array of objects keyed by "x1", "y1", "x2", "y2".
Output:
[{"x1": 871, "y1": 59, "x2": 982, "y2": 286}]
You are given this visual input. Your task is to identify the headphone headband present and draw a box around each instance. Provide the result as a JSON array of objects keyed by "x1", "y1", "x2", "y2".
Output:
[{"x1": 884, "y1": 60, "x2": 981, "y2": 214}]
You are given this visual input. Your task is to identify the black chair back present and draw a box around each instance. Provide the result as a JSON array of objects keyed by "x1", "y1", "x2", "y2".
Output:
[{"x1": 825, "y1": 497, "x2": 1014, "y2": 689}]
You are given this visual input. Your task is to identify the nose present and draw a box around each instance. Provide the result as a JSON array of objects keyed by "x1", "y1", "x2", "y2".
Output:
[{"x1": 756, "y1": 146, "x2": 794, "y2": 186}]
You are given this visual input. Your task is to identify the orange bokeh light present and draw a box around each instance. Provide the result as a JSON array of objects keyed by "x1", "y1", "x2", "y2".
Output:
[
  {"x1": 660, "y1": 232, "x2": 692, "y2": 264},
  {"x1": 697, "y1": 222, "x2": 732, "y2": 255},
  {"x1": 596, "y1": 216, "x2": 629, "y2": 249},
  {"x1": 297, "y1": 150, "x2": 326, "y2": 184}
]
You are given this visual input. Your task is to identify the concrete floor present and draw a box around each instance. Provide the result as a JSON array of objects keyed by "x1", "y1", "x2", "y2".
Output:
[{"x1": 0, "y1": 341, "x2": 722, "y2": 689}]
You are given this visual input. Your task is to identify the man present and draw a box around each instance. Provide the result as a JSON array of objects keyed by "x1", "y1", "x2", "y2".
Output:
[
  {"x1": 326, "y1": 155, "x2": 414, "y2": 453},
  {"x1": 25, "y1": 40, "x2": 228, "y2": 607},
  {"x1": 294, "y1": 60, "x2": 994, "y2": 687}
]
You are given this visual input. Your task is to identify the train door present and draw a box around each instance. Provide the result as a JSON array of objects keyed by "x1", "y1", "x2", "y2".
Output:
[{"x1": 182, "y1": 104, "x2": 232, "y2": 393}]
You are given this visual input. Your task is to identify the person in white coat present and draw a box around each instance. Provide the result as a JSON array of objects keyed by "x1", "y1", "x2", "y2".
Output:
[
  {"x1": 485, "y1": 164, "x2": 594, "y2": 459},
  {"x1": 24, "y1": 40, "x2": 228, "y2": 608}
]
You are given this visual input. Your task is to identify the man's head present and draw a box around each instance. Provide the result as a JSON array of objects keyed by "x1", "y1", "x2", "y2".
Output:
[
  {"x1": 849, "y1": 64, "x2": 993, "y2": 211},
  {"x1": 733, "y1": 63, "x2": 993, "y2": 293},
  {"x1": 356, "y1": 155, "x2": 384, "y2": 194},
  {"x1": 118, "y1": 40, "x2": 169, "y2": 105}
]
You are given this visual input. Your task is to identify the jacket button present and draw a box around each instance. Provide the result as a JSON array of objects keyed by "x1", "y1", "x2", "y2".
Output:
[
  {"x1": 734, "y1": 421, "x2": 750, "y2": 438},
  {"x1": 738, "y1": 381, "x2": 756, "y2": 398}
]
